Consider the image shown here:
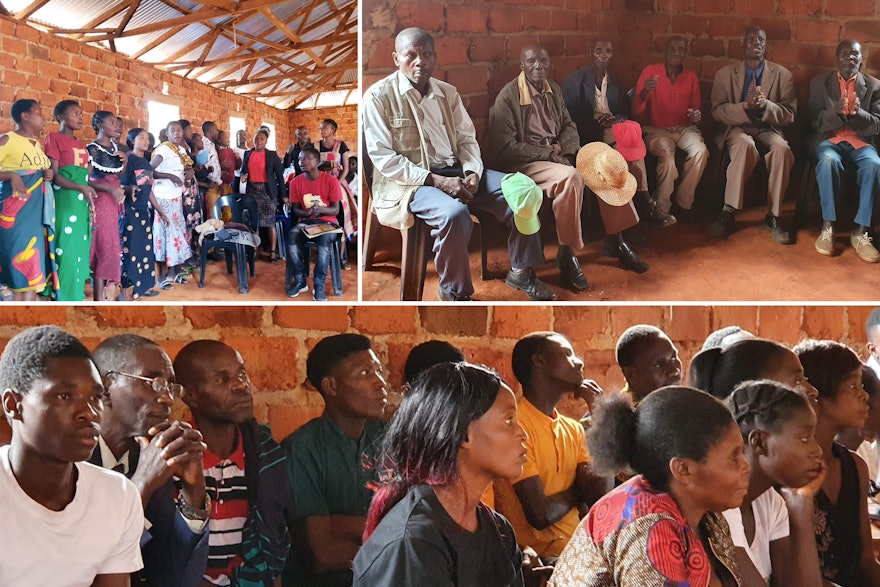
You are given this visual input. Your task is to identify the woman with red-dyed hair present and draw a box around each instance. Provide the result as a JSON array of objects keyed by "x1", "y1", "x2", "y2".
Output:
[{"x1": 353, "y1": 362, "x2": 528, "y2": 586}]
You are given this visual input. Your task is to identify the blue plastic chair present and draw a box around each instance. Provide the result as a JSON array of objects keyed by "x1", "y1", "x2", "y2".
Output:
[{"x1": 199, "y1": 195, "x2": 259, "y2": 294}]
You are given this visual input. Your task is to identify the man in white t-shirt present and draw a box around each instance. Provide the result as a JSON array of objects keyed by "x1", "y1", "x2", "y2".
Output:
[{"x1": 0, "y1": 325, "x2": 143, "y2": 586}]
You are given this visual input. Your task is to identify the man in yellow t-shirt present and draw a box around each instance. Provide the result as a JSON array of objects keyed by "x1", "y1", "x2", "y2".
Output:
[{"x1": 493, "y1": 331, "x2": 607, "y2": 561}]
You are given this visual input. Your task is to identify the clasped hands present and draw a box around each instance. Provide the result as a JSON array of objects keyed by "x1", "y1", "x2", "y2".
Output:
[{"x1": 430, "y1": 172, "x2": 478, "y2": 204}]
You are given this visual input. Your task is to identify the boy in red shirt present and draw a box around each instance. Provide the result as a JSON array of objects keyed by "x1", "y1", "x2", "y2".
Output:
[{"x1": 285, "y1": 147, "x2": 342, "y2": 301}]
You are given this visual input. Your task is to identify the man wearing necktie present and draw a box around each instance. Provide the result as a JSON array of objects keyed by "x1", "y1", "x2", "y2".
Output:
[
  {"x1": 807, "y1": 39, "x2": 880, "y2": 263},
  {"x1": 710, "y1": 26, "x2": 797, "y2": 244}
]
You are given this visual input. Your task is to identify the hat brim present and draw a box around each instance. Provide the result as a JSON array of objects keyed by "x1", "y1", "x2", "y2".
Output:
[
  {"x1": 593, "y1": 172, "x2": 637, "y2": 206},
  {"x1": 514, "y1": 213, "x2": 541, "y2": 235}
]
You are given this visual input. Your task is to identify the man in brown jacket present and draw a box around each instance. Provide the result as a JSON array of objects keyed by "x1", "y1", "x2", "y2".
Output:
[{"x1": 489, "y1": 44, "x2": 648, "y2": 287}]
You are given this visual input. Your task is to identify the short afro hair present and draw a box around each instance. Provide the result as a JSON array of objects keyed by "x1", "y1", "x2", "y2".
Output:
[
  {"x1": 307, "y1": 334, "x2": 372, "y2": 393},
  {"x1": 0, "y1": 326, "x2": 93, "y2": 395},
  {"x1": 92, "y1": 334, "x2": 163, "y2": 376},
  {"x1": 793, "y1": 339, "x2": 861, "y2": 400},
  {"x1": 511, "y1": 332, "x2": 560, "y2": 385},
  {"x1": 616, "y1": 324, "x2": 668, "y2": 368},
  {"x1": 11, "y1": 99, "x2": 38, "y2": 125},
  {"x1": 403, "y1": 340, "x2": 465, "y2": 384}
]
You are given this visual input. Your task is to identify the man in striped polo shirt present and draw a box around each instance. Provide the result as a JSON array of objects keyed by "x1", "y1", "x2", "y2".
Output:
[{"x1": 176, "y1": 340, "x2": 290, "y2": 587}]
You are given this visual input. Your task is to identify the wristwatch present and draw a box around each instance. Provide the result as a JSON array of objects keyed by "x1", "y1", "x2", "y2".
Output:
[{"x1": 177, "y1": 494, "x2": 211, "y2": 521}]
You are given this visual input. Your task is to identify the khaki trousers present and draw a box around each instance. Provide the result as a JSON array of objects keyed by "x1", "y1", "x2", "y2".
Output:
[
  {"x1": 723, "y1": 128, "x2": 793, "y2": 217},
  {"x1": 515, "y1": 161, "x2": 585, "y2": 250},
  {"x1": 643, "y1": 125, "x2": 708, "y2": 212}
]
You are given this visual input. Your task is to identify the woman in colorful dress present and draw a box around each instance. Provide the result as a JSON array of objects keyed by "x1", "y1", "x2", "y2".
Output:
[
  {"x1": 120, "y1": 128, "x2": 167, "y2": 299},
  {"x1": 43, "y1": 100, "x2": 96, "y2": 301},
  {"x1": 150, "y1": 120, "x2": 193, "y2": 288},
  {"x1": 86, "y1": 110, "x2": 126, "y2": 301},
  {"x1": 0, "y1": 99, "x2": 54, "y2": 301},
  {"x1": 179, "y1": 123, "x2": 202, "y2": 262},
  {"x1": 238, "y1": 128, "x2": 286, "y2": 262},
  {"x1": 549, "y1": 387, "x2": 749, "y2": 587}
]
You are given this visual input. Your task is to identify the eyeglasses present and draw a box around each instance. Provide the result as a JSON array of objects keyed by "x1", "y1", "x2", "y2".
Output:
[{"x1": 107, "y1": 371, "x2": 183, "y2": 399}]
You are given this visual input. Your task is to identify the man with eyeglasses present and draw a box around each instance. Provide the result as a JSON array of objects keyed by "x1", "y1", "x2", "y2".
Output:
[
  {"x1": 175, "y1": 339, "x2": 290, "y2": 587},
  {"x1": 91, "y1": 334, "x2": 210, "y2": 587},
  {"x1": 281, "y1": 333, "x2": 388, "y2": 587}
]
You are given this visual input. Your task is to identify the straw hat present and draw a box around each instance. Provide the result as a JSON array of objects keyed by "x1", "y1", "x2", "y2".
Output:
[{"x1": 576, "y1": 142, "x2": 637, "y2": 207}]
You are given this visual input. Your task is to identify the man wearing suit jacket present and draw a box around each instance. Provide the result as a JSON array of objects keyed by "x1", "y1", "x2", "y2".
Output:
[
  {"x1": 808, "y1": 39, "x2": 880, "y2": 262},
  {"x1": 710, "y1": 26, "x2": 796, "y2": 244},
  {"x1": 560, "y1": 38, "x2": 651, "y2": 273},
  {"x1": 91, "y1": 334, "x2": 210, "y2": 587}
]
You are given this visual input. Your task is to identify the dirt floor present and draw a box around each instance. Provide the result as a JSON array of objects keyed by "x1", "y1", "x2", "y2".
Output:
[{"x1": 362, "y1": 200, "x2": 880, "y2": 302}]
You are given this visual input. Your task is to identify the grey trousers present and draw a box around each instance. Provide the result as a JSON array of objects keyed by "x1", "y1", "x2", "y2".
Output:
[{"x1": 409, "y1": 169, "x2": 545, "y2": 298}]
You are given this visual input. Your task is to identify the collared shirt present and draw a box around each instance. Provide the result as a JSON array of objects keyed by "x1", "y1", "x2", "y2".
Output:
[
  {"x1": 202, "y1": 136, "x2": 222, "y2": 185},
  {"x1": 632, "y1": 63, "x2": 701, "y2": 128},
  {"x1": 493, "y1": 396, "x2": 590, "y2": 558},
  {"x1": 742, "y1": 61, "x2": 766, "y2": 102},
  {"x1": 829, "y1": 71, "x2": 870, "y2": 149},
  {"x1": 366, "y1": 71, "x2": 485, "y2": 189},
  {"x1": 200, "y1": 426, "x2": 249, "y2": 587},
  {"x1": 594, "y1": 73, "x2": 611, "y2": 116},
  {"x1": 98, "y1": 435, "x2": 130, "y2": 476},
  {"x1": 523, "y1": 75, "x2": 558, "y2": 145}
]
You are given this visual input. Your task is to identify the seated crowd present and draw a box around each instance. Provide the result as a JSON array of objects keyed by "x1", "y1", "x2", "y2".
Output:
[
  {"x1": 4, "y1": 310, "x2": 880, "y2": 586},
  {"x1": 364, "y1": 27, "x2": 880, "y2": 301},
  {"x1": 0, "y1": 103, "x2": 356, "y2": 302}
]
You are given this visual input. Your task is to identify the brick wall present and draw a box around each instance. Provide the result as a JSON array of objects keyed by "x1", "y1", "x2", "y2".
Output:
[
  {"x1": 290, "y1": 104, "x2": 360, "y2": 155},
  {"x1": 0, "y1": 16, "x2": 352, "y2": 152},
  {"x1": 363, "y1": 0, "x2": 878, "y2": 152},
  {"x1": 0, "y1": 305, "x2": 874, "y2": 446}
]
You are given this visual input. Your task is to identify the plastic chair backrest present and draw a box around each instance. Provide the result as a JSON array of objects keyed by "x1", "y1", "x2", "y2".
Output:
[{"x1": 213, "y1": 194, "x2": 259, "y2": 232}]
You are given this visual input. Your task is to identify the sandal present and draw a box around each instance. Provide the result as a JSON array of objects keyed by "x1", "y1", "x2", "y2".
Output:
[
  {"x1": 269, "y1": 252, "x2": 278, "y2": 263},
  {"x1": 158, "y1": 280, "x2": 174, "y2": 290},
  {"x1": 173, "y1": 273, "x2": 189, "y2": 285},
  {"x1": 141, "y1": 289, "x2": 160, "y2": 297}
]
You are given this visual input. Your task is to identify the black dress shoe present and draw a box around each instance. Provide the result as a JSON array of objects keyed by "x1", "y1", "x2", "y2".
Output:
[
  {"x1": 437, "y1": 288, "x2": 472, "y2": 302},
  {"x1": 557, "y1": 254, "x2": 588, "y2": 292},
  {"x1": 605, "y1": 235, "x2": 649, "y2": 273},
  {"x1": 764, "y1": 214, "x2": 792, "y2": 245},
  {"x1": 505, "y1": 268, "x2": 557, "y2": 301},
  {"x1": 708, "y1": 209, "x2": 735, "y2": 238},
  {"x1": 671, "y1": 204, "x2": 696, "y2": 224}
]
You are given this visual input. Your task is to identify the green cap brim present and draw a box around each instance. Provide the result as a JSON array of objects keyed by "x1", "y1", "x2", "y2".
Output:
[{"x1": 514, "y1": 213, "x2": 541, "y2": 235}]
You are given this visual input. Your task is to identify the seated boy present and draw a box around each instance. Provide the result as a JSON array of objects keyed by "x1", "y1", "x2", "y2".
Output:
[
  {"x1": 285, "y1": 147, "x2": 342, "y2": 301},
  {"x1": 0, "y1": 325, "x2": 144, "y2": 585}
]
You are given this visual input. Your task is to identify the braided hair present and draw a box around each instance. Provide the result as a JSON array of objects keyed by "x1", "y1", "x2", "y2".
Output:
[{"x1": 725, "y1": 379, "x2": 812, "y2": 438}]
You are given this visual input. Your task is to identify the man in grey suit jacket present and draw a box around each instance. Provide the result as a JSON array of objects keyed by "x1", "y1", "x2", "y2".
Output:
[
  {"x1": 808, "y1": 39, "x2": 880, "y2": 262},
  {"x1": 710, "y1": 26, "x2": 796, "y2": 244}
]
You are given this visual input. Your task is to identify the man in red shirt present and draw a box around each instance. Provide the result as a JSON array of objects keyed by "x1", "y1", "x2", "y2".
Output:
[
  {"x1": 285, "y1": 147, "x2": 343, "y2": 301},
  {"x1": 632, "y1": 36, "x2": 707, "y2": 224}
]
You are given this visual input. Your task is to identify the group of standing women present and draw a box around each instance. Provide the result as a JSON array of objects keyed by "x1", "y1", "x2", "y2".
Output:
[{"x1": 351, "y1": 333, "x2": 879, "y2": 587}]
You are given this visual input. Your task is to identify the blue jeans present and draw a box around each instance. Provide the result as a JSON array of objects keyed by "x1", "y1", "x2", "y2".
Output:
[
  {"x1": 286, "y1": 224, "x2": 335, "y2": 288},
  {"x1": 815, "y1": 140, "x2": 880, "y2": 227}
]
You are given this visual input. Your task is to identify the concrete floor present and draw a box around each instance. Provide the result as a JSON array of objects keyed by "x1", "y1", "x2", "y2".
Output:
[{"x1": 362, "y1": 201, "x2": 880, "y2": 302}]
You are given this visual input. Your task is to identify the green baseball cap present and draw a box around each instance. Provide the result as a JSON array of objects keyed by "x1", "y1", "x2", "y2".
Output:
[{"x1": 500, "y1": 172, "x2": 542, "y2": 235}]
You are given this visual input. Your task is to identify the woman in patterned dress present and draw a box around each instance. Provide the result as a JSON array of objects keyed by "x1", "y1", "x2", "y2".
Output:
[
  {"x1": 44, "y1": 100, "x2": 96, "y2": 301},
  {"x1": 150, "y1": 120, "x2": 192, "y2": 288},
  {"x1": 86, "y1": 110, "x2": 125, "y2": 301},
  {"x1": 549, "y1": 387, "x2": 748, "y2": 587}
]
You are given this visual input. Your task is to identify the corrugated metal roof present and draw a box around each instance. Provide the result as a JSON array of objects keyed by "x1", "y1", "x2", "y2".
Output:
[{"x1": 5, "y1": 0, "x2": 357, "y2": 110}]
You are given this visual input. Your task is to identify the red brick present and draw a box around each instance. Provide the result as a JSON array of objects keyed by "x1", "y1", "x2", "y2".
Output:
[
  {"x1": 707, "y1": 15, "x2": 748, "y2": 37},
  {"x1": 352, "y1": 306, "x2": 418, "y2": 334},
  {"x1": 3, "y1": 37, "x2": 25, "y2": 56},
  {"x1": 0, "y1": 16, "x2": 14, "y2": 36},
  {"x1": 27, "y1": 42, "x2": 50, "y2": 62},
  {"x1": 761, "y1": 20, "x2": 792, "y2": 42},
  {"x1": 183, "y1": 306, "x2": 263, "y2": 329},
  {"x1": 267, "y1": 400, "x2": 325, "y2": 442},
  {"x1": 434, "y1": 37, "x2": 469, "y2": 66},
  {"x1": 27, "y1": 74, "x2": 50, "y2": 92},
  {"x1": 554, "y1": 307, "x2": 614, "y2": 349},
  {"x1": 610, "y1": 306, "x2": 670, "y2": 338},
  {"x1": 710, "y1": 306, "x2": 759, "y2": 335},
  {"x1": 15, "y1": 22, "x2": 42, "y2": 42},
  {"x1": 394, "y1": 2, "x2": 444, "y2": 32},
  {"x1": 272, "y1": 306, "x2": 350, "y2": 332},
  {"x1": 845, "y1": 20, "x2": 880, "y2": 44},
  {"x1": 795, "y1": 19, "x2": 841, "y2": 43},
  {"x1": 524, "y1": 10, "x2": 552, "y2": 33},
  {"x1": 491, "y1": 306, "x2": 554, "y2": 339},
  {"x1": 0, "y1": 419, "x2": 10, "y2": 446},
  {"x1": 80, "y1": 307, "x2": 166, "y2": 328},
  {"x1": 671, "y1": 15, "x2": 708, "y2": 36},
  {"x1": 848, "y1": 307, "x2": 877, "y2": 342},
  {"x1": 766, "y1": 42, "x2": 817, "y2": 65},
  {"x1": 802, "y1": 307, "x2": 845, "y2": 341},
  {"x1": 445, "y1": 66, "x2": 491, "y2": 95},
  {"x1": 489, "y1": 7, "x2": 522, "y2": 33},
  {"x1": 734, "y1": 0, "x2": 774, "y2": 16},
  {"x1": 220, "y1": 335, "x2": 299, "y2": 391},
  {"x1": 550, "y1": 9, "x2": 581, "y2": 32},
  {"x1": 447, "y1": 6, "x2": 488, "y2": 33},
  {"x1": 779, "y1": 0, "x2": 822, "y2": 15},
  {"x1": 466, "y1": 346, "x2": 515, "y2": 387},
  {"x1": 757, "y1": 307, "x2": 804, "y2": 345},
  {"x1": 692, "y1": 37, "x2": 727, "y2": 58},
  {"x1": 666, "y1": 306, "x2": 712, "y2": 343},
  {"x1": 421, "y1": 306, "x2": 488, "y2": 336},
  {"x1": 827, "y1": 0, "x2": 875, "y2": 16},
  {"x1": 4, "y1": 70, "x2": 27, "y2": 89},
  {"x1": 536, "y1": 34, "x2": 568, "y2": 59},
  {"x1": 0, "y1": 307, "x2": 68, "y2": 326},
  {"x1": 467, "y1": 37, "x2": 508, "y2": 63}
]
